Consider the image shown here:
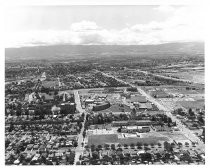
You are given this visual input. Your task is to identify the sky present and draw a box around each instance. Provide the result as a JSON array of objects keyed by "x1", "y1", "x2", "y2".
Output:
[{"x1": 4, "y1": 5, "x2": 205, "y2": 47}]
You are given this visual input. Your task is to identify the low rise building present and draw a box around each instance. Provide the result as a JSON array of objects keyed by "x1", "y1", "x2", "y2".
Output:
[{"x1": 121, "y1": 126, "x2": 150, "y2": 133}]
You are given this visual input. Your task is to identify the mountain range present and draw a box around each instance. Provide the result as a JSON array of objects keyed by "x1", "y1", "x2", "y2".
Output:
[{"x1": 5, "y1": 42, "x2": 204, "y2": 62}]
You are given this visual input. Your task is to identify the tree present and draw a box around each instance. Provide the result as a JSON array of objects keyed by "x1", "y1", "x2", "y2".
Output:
[
  {"x1": 9, "y1": 123, "x2": 14, "y2": 132},
  {"x1": 151, "y1": 116, "x2": 156, "y2": 121},
  {"x1": 171, "y1": 142, "x2": 175, "y2": 148},
  {"x1": 123, "y1": 144, "x2": 128, "y2": 148},
  {"x1": 164, "y1": 141, "x2": 171, "y2": 151},
  {"x1": 104, "y1": 144, "x2": 110, "y2": 150},
  {"x1": 98, "y1": 145, "x2": 102, "y2": 150},
  {"x1": 82, "y1": 131, "x2": 86, "y2": 138},
  {"x1": 85, "y1": 145, "x2": 89, "y2": 150},
  {"x1": 144, "y1": 146, "x2": 151, "y2": 151},
  {"x1": 111, "y1": 144, "x2": 116, "y2": 150},
  {"x1": 189, "y1": 108, "x2": 195, "y2": 116},
  {"x1": 73, "y1": 141, "x2": 78, "y2": 147},
  {"x1": 5, "y1": 139, "x2": 11, "y2": 148},
  {"x1": 130, "y1": 143, "x2": 135, "y2": 149},
  {"x1": 177, "y1": 108, "x2": 183, "y2": 114},
  {"x1": 117, "y1": 127, "x2": 122, "y2": 132},
  {"x1": 76, "y1": 161, "x2": 81, "y2": 165},
  {"x1": 158, "y1": 143, "x2": 162, "y2": 148},
  {"x1": 178, "y1": 142, "x2": 182, "y2": 147},
  {"x1": 137, "y1": 142, "x2": 142, "y2": 147},
  {"x1": 150, "y1": 143, "x2": 155, "y2": 148},
  {"x1": 78, "y1": 122, "x2": 83, "y2": 130},
  {"x1": 141, "y1": 153, "x2": 152, "y2": 162},
  {"x1": 117, "y1": 147, "x2": 123, "y2": 152},
  {"x1": 117, "y1": 144, "x2": 121, "y2": 148},
  {"x1": 92, "y1": 151, "x2": 99, "y2": 159},
  {"x1": 168, "y1": 117, "x2": 172, "y2": 123},
  {"x1": 91, "y1": 144, "x2": 95, "y2": 151},
  {"x1": 198, "y1": 116, "x2": 204, "y2": 124},
  {"x1": 54, "y1": 90, "x2": 58, "y2": 96}
]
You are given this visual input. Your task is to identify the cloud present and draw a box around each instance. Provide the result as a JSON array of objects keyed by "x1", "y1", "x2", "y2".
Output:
[
  {"x1": 70, "y1": 20, "x2": 101, "y2": 32},
  {"x1": 154, "y1": 5, "x2": 176, "y2": 13},
  {"x1": 5, "y1": 6, "x2": 205, "y2": 48}
]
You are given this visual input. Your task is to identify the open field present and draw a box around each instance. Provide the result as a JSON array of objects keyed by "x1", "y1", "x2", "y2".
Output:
[
  {"x1": 87, "y1": 133, "x2": 170, "y2": 146},
  {"x1": 157, "y1": 70, "x2": 204, "y2": 84},
  {"x1": 88, "y1": 134, "x2": 118, "y2": 146},
  {"x1": 160, "y1": 132, "x2": 189, "y2": 141}
]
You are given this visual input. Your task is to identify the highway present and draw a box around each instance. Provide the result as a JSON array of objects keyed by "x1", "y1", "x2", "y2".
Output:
[{"x1": 96, "y1": 70, "x2": 204, "y2": 149}]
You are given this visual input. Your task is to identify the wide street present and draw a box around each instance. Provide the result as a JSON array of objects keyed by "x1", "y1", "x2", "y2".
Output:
[{"x1": 73, "y1": 90, "x2": 87, "y2": 165}]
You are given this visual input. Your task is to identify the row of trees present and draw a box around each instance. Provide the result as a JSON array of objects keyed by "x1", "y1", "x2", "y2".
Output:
[{"x1": 85, "y1": 142, "x2": 163, "y2": 151}]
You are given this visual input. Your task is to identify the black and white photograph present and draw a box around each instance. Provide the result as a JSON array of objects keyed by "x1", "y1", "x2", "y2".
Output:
[{"x1": 3, "y1": 0, "x2": 206, "y2": 166}]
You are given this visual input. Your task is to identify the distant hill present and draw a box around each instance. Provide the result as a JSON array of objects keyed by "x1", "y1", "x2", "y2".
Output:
[{"x1": 5, "y1": 42, "x2": 204, "y2": 62}]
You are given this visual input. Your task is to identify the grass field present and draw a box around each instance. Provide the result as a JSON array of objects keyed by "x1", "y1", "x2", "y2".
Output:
[
  {"x1": 88, "y1": 133, "x2": 169, "y2": 146},
  {"x1": 118, "y1": 136, "x2": 169, "y2": 145},
  {"x1": 88, "y1": 134, "x2": 118, "y2": 146},
  {"x1": 178, "y1": 100, "x2": 204, "y2": 109},
  {"x1": 160, "y1": 132, "x2": 189, "y2": 141}
]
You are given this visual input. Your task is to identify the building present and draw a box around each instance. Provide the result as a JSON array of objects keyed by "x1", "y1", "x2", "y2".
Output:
[
  {"x1": 121, "y1": 126, "x2": 150, "y2": 133},
  {"x1": 112, "y1": 120, "x2": 156, "y2": 127},
  {"x1": 59, "y1": 103, "x2": 76, "y2": 114},
  {"x1": 134, "y1": 103, "x2": 153, "y2": 110},
  {"x1": 88, "y1": 124, "x2": 112, "y2": 130},
  {"x1": 84, "y1": 99, "x2": 94, "y2": 106},
  {"x1": 149, "y1": 90, "x2": 171, "y2": 98},
  {"x1": 129, "y1": 95, "x2": 147, "y2": 103},
  {"x1": 92, "y1": 102, "x2": 111, "y2": 111},
  {"x1": 151, "y1": 125, "x2": 172, "y2": 132}
]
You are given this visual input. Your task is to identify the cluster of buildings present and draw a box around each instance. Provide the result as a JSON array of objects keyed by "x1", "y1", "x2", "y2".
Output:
[
  {"x1": 5, "y1": 73, "x2": 85, "y2": 165},
  {"x1": 5, "y1": 59, "x2": 205, "y2": 165},
  {"x1": 77, "y1": 86, "x2": 205, "y2": 165}
]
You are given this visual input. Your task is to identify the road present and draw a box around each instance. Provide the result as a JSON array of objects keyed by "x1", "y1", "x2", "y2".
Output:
[
  {"x1": 74, "y1": 90, "x2": 85, "y2": 114},
  {"x1": 73, "y1": 90, "x2": 87, "y2": 165},
  {"x1": 96, "y1": 70, "x2": 204, "y2": 148}
]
